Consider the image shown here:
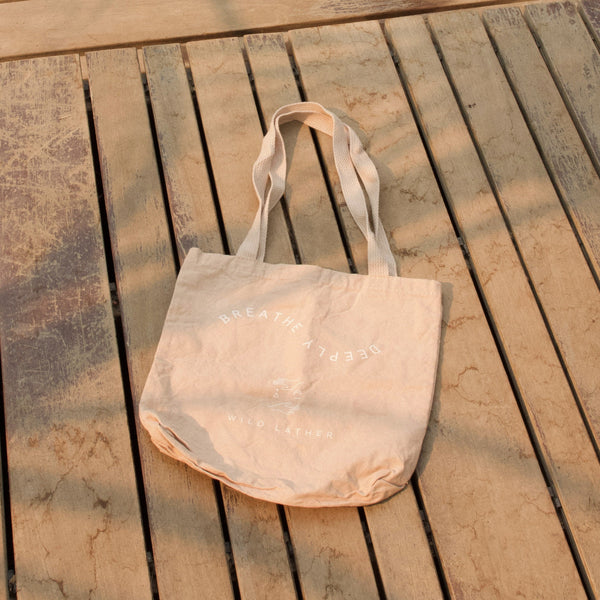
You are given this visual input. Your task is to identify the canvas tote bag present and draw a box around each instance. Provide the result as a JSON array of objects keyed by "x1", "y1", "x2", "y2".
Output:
[{"x1": 140, "y1": 102, "x2": 443, "y2": 507}]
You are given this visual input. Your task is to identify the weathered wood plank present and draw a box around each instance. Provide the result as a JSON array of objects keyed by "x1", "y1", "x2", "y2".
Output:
[
  {"x1": 245, "y1": 31, "x2": 423, "y2": 600},
  {"x1": 484, "y1": 6, "x2": 600, "y2": 278},
  {"x1": 245, "y1": 30, "x2": 444, "y2": 600},
  {"x1": 0, "y1": 0, "x2": 543, "y2": 61},
  {"x1": 220, "y1": 493, "x2": 297, "y2": 600},
  {"x1": 184, "y1": 37, "x2": 298, "y2": 600},
  {"x1": 582, "y1": 0, "x2": 600, "y2": 45},
  {"x1": 389, "y1": 12, "x2": 600, "y2": 595},
  {"x1": 0, "y1": 54, "x2": 151, "y2": 599},
  {"x1": 289, "y1": 19, "x2": 586, "y2": 599},
  {"x1": 429, "y1": 8, "x2": 600, "y2": 452},
  {"x1": 187, "y1": 37, "x2": 293, "y2": 262},
  {"x1": 86, "y1": 48, "x2": 234, "y2": 599},
  {"x1": 364, "y1": 486, "x2": 444, "y2": 599},
  {"x1": 525, "y1": 1, "x2": 600, "y2": 173},
  {"x1": 283, "y1": 507, "x2": 380, "y2": 600},
  {"x1": 143, "y1": 43, "x2": 223, "y2": 262}
]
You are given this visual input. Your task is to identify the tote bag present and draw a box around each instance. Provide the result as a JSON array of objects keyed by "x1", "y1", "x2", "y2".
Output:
[{"x1": 140, "y1": 102, "x2": 443, "y2": 507}]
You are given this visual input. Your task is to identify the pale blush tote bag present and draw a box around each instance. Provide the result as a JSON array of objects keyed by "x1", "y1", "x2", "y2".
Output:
[{"x1": 139, "y1": 102, "x2": 443, "y2": 507}]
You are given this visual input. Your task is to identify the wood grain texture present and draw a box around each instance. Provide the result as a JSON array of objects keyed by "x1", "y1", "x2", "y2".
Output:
[
  {"x1": 184, "y1": 37, "x2": 299, "y2": 600},
  {"x1": 289, "y1": 19, "x2": 585, "y2": 599},
  {"x1": 364, "y1": 485, "x2": 444, "y2": 599},
  {"x1": 245, "y1": 30, "x2": 443, "y2": 600},
  {"x1": 582, "y1": 0, "x2": 600, "y2": 44},
  {"x1": 0, "y1": 54, "x2": 151, "y2": 599},
  {"x1": 0, "y1": 0, "x2": 537, "y2": 61},
  {"x1": 86, "y1": 48, "x2": 234, "y2": 599},
  {"x1": 389, "y1": 12, "x2": 600, "y2": 594},
  {"x1": 429, "y1": 8, "x2": 600, "y2": 451},
  {"x1": 484, "y1": 6, "x2": 600, "y2": 278},
  {"x1": 525, "y1": 1, "x2": 600, "y2": 173},
  {"x1": 143, "y1": 43, "x2": 223, "y2": 262},
  {"x1": 221, "y1": 493, "x2": 297, "y2": 600},
  {"x1": 285, "y1": 508, "x2": 379, "y2": 600}
]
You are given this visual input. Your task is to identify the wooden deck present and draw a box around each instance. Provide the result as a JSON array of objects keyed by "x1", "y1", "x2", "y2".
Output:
[{"x1": 1, "y1": 0, "x2": 600, "y2": 598}]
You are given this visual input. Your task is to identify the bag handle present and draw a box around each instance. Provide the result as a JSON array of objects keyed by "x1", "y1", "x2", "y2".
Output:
[{"x1": 236, "y1": 102, "x2": 398, "y2": 277}]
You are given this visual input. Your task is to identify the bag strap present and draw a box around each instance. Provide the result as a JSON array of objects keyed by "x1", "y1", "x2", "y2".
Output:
[{"x1": 237, "y1": 102, "x2": 397, "y2": 277}]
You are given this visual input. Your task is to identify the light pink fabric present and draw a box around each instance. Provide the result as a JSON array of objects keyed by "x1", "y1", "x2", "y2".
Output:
[{"x1": 140, "y1": 103, "x2": 442, "y2": 507}]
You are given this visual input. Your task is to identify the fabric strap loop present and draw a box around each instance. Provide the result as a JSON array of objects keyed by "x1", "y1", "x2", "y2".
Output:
[{"x1": 236, "y1": 102, "x2": 397, "y2": 277}]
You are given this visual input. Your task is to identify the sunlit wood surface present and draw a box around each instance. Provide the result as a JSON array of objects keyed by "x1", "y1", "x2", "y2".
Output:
[
  {"x1": 0, "y1": 0, "x2": 550, "y2": 60},
  {"x1": 1, "y1": 1, "x2": 600, "y2": 598}
]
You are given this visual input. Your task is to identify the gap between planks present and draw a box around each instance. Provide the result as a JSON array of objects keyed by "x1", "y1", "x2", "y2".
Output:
[{"x1": 0, "y1": 358, "x2": 13, "y2": 600}]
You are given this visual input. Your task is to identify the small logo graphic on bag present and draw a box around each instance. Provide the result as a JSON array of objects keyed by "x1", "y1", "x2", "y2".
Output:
[
  {"x1": 226, "y1": 377, "x2": 335, "y2": 441},
  {"x1": 268, "y1": 378, "x2": 302, "y2": 415}
]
